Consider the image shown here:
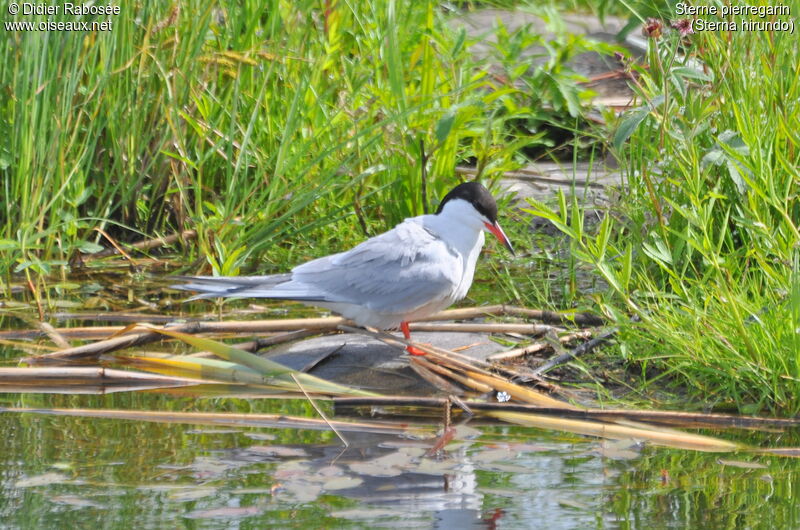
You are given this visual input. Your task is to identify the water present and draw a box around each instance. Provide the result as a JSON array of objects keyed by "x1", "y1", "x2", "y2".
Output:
[
  {"x1": 2, "y1": 273, "x2": 800, "y2": 527},
  {"x1": 2, "y1": 390, "x2": 800, "y2": 528}
]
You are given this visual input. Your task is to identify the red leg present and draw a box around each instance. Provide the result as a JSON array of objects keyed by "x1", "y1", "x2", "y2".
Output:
[{"x1": 400, "y1": 321, "x2": 426, "y2": 356}]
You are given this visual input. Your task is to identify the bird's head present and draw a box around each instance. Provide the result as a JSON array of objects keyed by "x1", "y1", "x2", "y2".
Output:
[{"x1": 436, "y1": 182, "x2": 515, "y2": 255}]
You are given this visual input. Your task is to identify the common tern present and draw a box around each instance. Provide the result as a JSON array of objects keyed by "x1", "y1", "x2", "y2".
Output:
[{"x1": 173, "y1": 181, "x2": 514, "y2": 355}]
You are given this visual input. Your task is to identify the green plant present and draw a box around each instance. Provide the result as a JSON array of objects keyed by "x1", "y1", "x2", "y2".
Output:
[
  {"x1": 2, "y1": 0, "x2": 611, "y2": 297},
  {"x1": 527, "y1": 4, "x2": 800, "y2": 413}
]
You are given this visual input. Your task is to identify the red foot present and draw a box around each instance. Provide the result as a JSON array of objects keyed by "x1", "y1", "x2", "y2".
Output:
[
  {"x1": 406, "y1": 345, "x2": 428, "y2": 356},
  {"x1": 401, "y1": 321, "x2": 427, "y2": 356},
  {"x1": 400, "y1": 321, "x2": 413, "y2": 340}
]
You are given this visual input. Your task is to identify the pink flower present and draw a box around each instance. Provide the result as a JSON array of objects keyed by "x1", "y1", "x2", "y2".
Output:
[
  {"x1": 642, "y1": 18, "x2": 663, "y2": 39},
  {"x1": 671, "y1": 18, "x2": 694, "y2": 37}
]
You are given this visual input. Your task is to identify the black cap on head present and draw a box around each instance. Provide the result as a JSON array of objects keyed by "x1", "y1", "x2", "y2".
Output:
[{"x1": 435, "y1": 182, "x2": 497, "y2": 223}]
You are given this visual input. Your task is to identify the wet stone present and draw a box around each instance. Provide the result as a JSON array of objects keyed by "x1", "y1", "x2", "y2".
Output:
[{"x1": 264, "y1": 331, "x2": 505, "y2": 395}]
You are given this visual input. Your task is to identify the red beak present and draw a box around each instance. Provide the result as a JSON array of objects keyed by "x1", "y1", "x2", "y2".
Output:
[{"x1": 483, "y1": 221, "x2": 515, "y2": 255}]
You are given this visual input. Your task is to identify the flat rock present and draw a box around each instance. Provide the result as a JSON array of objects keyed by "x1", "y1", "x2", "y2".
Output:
[
  {"x1": 264, "y1": 331, "x2": 506, "y2": 395},
  {"x1": 498, "y1": 161, "x2": 621, "y2": 204}
]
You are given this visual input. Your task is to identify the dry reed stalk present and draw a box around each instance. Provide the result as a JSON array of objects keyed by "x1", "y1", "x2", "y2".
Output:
[
  {"x1": 332, "y1": 397, "x2": 800, "y2": 430},
  {"x1": 84, "y1": 228, "x2": 198, "y2": 260},
  {"x1": 407, "y1": 360, "x2": 465, "y2": 394},
  {"x1": 0, "y1": 338, "x2": 58, "y2": 353},
  {"x1": 6, "y1": 319, "x2": 555, "y2": 342},
  {"x1": 20, "y1": 304, "x2": 602, "y2": 365},
  {"x1": 421, "y1": 305, "x2": 603, "y2": 326},
  {"x1": 0, "y1": 367, "x2": 203, "y2": 386},
  {"x1": 487, "y1": 343, "x2": 549, "y2": 362},
  {"x1": 487, "y1": 330, "x2": 594, "y2": 361},
  {"x1": 462, "y1": 369, "x2": 579, "y2": 409},
  {"x1": 37, "y1": 322, "x2": 71, "y2": 349},
  {"x1": 50, "y1": 312, "x2": 197, "y2": 324},
  {"x1": 291, "y1": 373, "x2": 349, "y2": 447},
  {"x1": 533, "y1": 328, "x2": 617, "y2": 375},
  {"x1": 411, "y1": 356, "x2": 493, "y2": 393},
  {"x1": 0, "y1": 406, "x2": 426, "y2": 435},
  {"x1": 6, "y1": 318, "x2": 347, "y2": 343},
  {"x1": 340, "y1": 325, "x2": 577, "y2": 409},
  {"x1": 24, "y1": 318, "x2": 347, "y2": 363},
  {"x1": 489, "y1": 411, "x2": 741, "y2": 452},
  {"x1": 1, "y1": 326, "x2": 142, "y2": 340},
  {"x1": 4, "y1": 304, "x2": 598, "y2": 341},
  {"x1": 410, "y1": 322, "x2": 561, "y2": 334}
]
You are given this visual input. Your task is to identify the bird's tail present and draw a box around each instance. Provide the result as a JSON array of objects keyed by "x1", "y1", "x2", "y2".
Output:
[{"x1": 171, "y1": 274, "x2": 293, "y2": 300}]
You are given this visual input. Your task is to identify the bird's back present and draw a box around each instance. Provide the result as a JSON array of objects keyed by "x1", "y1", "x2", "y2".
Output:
[{"x1": 287, "y1": 218, "x2": 463, "y2": 314}]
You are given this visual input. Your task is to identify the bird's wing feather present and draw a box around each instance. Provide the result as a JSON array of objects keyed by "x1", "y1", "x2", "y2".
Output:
[
  {"x1": 172, "y1": 220, "x2": 461, "y2": 313},
  {"x1": 282, "y1": 220, "x2": 460, "y2": 313}
]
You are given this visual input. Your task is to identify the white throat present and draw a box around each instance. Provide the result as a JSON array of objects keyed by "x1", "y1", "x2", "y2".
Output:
[
  {"x1": 423, "y1": 198, "x2": 486, "y2": 253},
  {"x1": 418, "y1": 198, "x2": 487, "y2": 301}
]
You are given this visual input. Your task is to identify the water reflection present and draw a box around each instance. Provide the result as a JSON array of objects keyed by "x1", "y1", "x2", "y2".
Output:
[{"x1": 2, "y1": 401, "x2": 800, "y2": 527}]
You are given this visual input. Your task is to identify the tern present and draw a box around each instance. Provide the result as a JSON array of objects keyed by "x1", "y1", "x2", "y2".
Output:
[{"x1": 173, "y1": 181, "x2": 514, "y2": 355}]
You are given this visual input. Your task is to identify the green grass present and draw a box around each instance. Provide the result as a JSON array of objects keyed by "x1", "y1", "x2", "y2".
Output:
[
  {"x1": 527, "y1": 2, "x2": 800, "y2": 414},
  {"x1": 0, "y1": 0, "x2": 608, "y2": 290},
  {"x1": 10, "y1": 0, "x2": 799, "y2": 415}
]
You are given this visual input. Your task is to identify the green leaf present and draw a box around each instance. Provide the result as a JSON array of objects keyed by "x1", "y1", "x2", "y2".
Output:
[
  {"x1": 14, "y1": 260, "x2": 34, "y2": 273},
  {"x1": 0, "y1": 239, "x2": 19, "y2": 250},
  {"x1": 671, "y1": 66, "x2": 713, "y2": 82},
  {"x1": 718, "y1": 130, "x2": 749, "y2": 156},
  {"x1": 77, "y1": 241, "x2": 105, "y2": 254},
  {"x1": 613, "y1": 95, "x2": 665, "y2": 150},
  {"x1": 452, "y1": 27, "x2": 466, "y2": 57},
  {"x1": 613, "y1": 107, "x2": 650, "y2": 151},
  {"x1": 701, "y1": 148, "x2": 726, "y2": 167},
  {"x1": 725, "y1": 160, "x2": 747, "y2": 195},
  {"x1": 557, "y1": 80, "x2": 582, "y2": 118},
  {"x1": 435, "y1": 110, "x2": 456, "y2": 144},
  {"x1": 642, "y1": 238, "x2": 673, "y2": 266}
]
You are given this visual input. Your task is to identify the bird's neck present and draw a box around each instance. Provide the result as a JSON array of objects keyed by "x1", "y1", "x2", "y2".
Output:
[
  {"x1": 419, "y1": 203, "x2": 485, "y2": 301},
  {"x1": 420, "y1": 202, "x2": 485, "y2": 257}
]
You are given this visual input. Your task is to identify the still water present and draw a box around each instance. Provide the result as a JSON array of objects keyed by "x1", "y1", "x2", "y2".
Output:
[{"x1": 2, "y1": 390, "x2": 800, "y2": 528}]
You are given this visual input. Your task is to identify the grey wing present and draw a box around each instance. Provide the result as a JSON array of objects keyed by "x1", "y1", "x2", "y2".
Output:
[{"x1": 286, "y1": 220, "x2": 461, "y2": 314}]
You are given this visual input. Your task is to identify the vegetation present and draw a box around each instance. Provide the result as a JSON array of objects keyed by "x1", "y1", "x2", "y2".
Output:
[
  {"x1": 3, "y1": 0, "x2": 800, "y2": 415},
  {"x1": 528, "y1": 3, "x2": 800, "y2": 413},
  {"x1": 1, "y1": 0, "x2": 606, "y2": 284}
]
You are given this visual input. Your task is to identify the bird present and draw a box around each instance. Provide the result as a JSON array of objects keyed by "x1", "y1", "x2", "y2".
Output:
[{"x1": 173, "y1": 181, "x2": 514, "y2": 355}]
